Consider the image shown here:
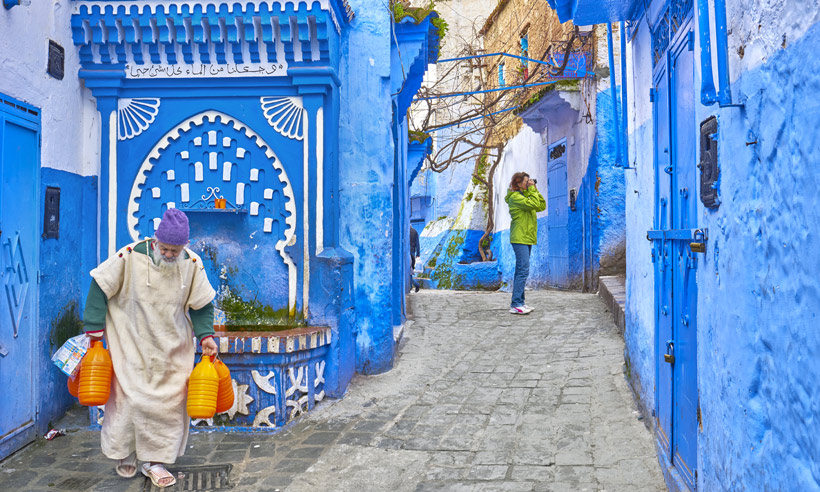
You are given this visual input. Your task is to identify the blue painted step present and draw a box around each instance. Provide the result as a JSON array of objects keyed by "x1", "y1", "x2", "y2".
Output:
[{"x1": 418, "y1": 278, "x2": 434, "y2": 290}]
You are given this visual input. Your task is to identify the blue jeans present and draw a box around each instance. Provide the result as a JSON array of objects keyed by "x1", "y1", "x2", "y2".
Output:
[{"x1": 511, "y1": 243, "x2": 531, "y2": 308}]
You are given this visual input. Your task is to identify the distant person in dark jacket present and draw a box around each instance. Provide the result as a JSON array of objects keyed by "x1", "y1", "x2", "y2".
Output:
[
  {"x1": 505, "y1": 172, "x2": 546, "y2": 314},
  {"x1": 410, "y1": 226, "x2": 421, "y2": 292}
]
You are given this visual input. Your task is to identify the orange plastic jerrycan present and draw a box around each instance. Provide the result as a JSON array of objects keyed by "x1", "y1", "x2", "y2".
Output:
[
  {"x1": 78, "y1": 341, "x2": 113, "y2": 406},
  {"x1": 187, "y1": 356, "x2": 218, "y2": 419},
  {"x1": 214, "y1": 358, "x2": 234, "y2": 414},
  {"x1": 67, "y1": 361, "x2": 81, "y2": 398}
]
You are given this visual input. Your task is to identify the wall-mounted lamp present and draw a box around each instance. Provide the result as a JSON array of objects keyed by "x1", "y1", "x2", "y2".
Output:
[{"x1": 3, "y1": 0, "x2": 30, "y2": 10}]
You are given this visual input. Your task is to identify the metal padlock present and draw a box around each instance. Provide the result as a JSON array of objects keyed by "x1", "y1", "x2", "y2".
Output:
[
  {"x1": 664, "y1": 353, "x2": 675, "y2": 364},
  {"x1": 689, "y1": 242, "x2": 706, "y2": 253}
]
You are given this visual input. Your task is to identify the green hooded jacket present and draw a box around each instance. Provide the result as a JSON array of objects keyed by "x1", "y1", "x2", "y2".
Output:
[{"x1": 505, "y1": 186, "x2": 547, "y2": 245}]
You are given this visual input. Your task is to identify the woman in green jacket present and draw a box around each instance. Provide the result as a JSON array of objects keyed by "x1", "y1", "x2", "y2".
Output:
[{"x1": 505, "y1": 172, "x2": 546, "y2": 314}]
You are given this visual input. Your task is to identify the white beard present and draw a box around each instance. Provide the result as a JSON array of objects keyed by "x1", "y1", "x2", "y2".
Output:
[
  {"x1": 151, "y1": 239, "x2": 181, "y2": 271},
  {"x1": 157, "y1": 255, "x2": 179, "y2": 271}
]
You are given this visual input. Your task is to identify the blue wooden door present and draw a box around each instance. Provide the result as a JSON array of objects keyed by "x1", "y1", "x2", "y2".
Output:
[
  {"x1": 649, "y1": 27, "x2": 699, "y2": 490},
  {"x1": 547, "y1": 139, "x2": 568, "y2": 287},
  {"x1": 0, "y1": 98, "x2": 40, "y2": 460},
  {"x1": 652, "y1": 59, "x2": 674, "y2": 458},
  {"x1": 669, "y1": 30, "x2": 698, "y2": 488}
]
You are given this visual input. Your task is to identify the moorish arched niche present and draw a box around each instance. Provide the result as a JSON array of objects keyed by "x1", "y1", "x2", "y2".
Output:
[
  {"x1": 126, "y1": 109, "x2": 298, "y2": 314},
  {"x1": 71, "y1": 0, "x2": 357, "y2": 410}
]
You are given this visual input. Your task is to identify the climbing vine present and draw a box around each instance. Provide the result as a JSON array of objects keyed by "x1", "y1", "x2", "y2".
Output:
[{"x1": 391, "y1": 0, "x2": 450, "y2": 55}]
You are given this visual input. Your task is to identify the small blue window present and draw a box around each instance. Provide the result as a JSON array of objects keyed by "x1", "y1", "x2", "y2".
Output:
[
  {"x1": 520, "y1": 34, "x2": 529, "y2": 80},
  {"x1": 498, "y1": 62, "x2": 505, "y2": 87}
]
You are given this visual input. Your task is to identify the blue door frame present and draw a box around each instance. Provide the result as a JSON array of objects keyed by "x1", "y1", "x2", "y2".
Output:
[
  {"x1": 0, "y1": 94, "x2": 41, "y2": 461},
  {"x1": 649, "y1": 20, "x2": 699, "y2": 491},
  {"x1": 547, "y1": 139, "x2": 568, "y2": 287}
]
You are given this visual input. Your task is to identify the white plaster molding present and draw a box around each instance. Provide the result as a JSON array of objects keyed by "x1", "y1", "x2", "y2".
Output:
[
  {"x1": 316, "y1": 106, "x2": 324, "y2": 255},
  {"x1": 260, "y1": 97, "x2": 306, "y2": 141},
  {"x1": 251, "y1": 370, "x2": 277, "y2": 395},
  {"x1": 285, "y1": 366, "x2": 308, "y2": 397},
  {"x1": 314, "y1": 360, "x2": 325, "y2": 402},
  {"x1": 223, "y1": 380, "x2": 252, "y2": 419},
  {"x1": 302, "y1": 109, "x2": 309, "y2": 318},
  {"x1": 287, "y1": 394, "x2": 309, "y2": 420},
  {"x1": 285, "y1": 365, "x2": 309, "y2": 419},
  {"x1": 108, "y1": 111, "x2": 117, "y2": 259},
  {"x1": 126, "y1": 110, "x2": 298, "y2": 314},
  {"x1": 252, "y1": 406, "x2": 277, "y2": 427},
  {"x1": 117, "y1": 98, "x2": 160, "y2": 140}
]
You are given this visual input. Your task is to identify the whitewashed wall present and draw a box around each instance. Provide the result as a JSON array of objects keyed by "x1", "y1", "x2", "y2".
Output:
[{"x1": 0, "y1": 1, "x2": 99, "y2": 177}]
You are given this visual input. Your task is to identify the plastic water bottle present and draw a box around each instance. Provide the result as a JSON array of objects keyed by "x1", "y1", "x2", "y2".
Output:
[
  {"x1": 78, "y1": 341, "x2": 113, "y2": 406},
  {"x1": 187, "y1": 356, "x2": 218, "y2": 419},
  {"x1": 67, "y1": 362, "x2": 81, "y2": 398},
  {"x1": 214, "y1": 358, "x2": 235, "y2": 413}
]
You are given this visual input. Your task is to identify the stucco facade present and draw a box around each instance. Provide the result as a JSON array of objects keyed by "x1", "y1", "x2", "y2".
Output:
[
  {"x1": 551, "y1": 0, "x2": 820, "y2": 490},
  {"x1": 0, "y1": 0, "x2": 438, "y2": 460},
  {"x1": 414, "y1": 0, "x2": 625, "y2": 293},
  {"x1": 626, "y1": 2, "x2": 820, "y2": 490}
]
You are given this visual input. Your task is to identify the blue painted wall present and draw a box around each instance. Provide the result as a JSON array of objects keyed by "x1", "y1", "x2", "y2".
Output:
[
  {"x1": 338, "y1": 0, "x2": 396, "y2": 375},
  {"x1": 488, "y1": 88, "x2": 625, "y2": 294},
  {"x1": 622, "y1": 5, "x2": 820, "y2": 490},
  {"x1": 38, "y1": 168, "x2": 97, "y2": 433},
  {"x1": 695, "y1": 19, "x2": 820, "y2": 492}
]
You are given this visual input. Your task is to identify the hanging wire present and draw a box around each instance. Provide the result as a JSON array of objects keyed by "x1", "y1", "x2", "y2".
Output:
[
  {"x1": 437, "y1": 52, "x2": 596, "y2": 77},
  {"x1": 414, "y1": 79, "x2": 562, "y2": 101},
  {"x1": 426, "y1": 105, "x2": 521, "y2": 133}
]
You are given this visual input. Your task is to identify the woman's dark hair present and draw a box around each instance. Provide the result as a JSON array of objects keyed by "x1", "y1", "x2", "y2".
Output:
[{"x1": 509, "y1": 172, "x2": 529, "y2": 191}]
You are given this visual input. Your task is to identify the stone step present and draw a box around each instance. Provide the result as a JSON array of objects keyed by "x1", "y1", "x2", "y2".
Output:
[
  {"x1": 598, "y1": 275, "x2": 626, "y2": 335},
  {"x1": 418, "y1": 278, "x2": 435, "y2": 290}
]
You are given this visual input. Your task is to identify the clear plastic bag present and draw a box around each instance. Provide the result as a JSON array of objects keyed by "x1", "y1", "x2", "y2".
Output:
[{"x1": 51, "y1": 334, "x2": 90, "y2": 377}]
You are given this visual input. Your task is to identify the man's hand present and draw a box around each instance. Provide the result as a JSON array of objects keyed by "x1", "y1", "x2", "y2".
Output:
[{"x1": 201, "y1": 337, "x2": 218, "y2": 357}]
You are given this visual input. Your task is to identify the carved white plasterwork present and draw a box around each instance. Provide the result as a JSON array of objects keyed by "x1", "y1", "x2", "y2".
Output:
[
  {"x1": 286, "y1": 365, "x2": 310, "y2": 420},
  {"x1": 314, "y1": 361, "x2": 325, "y2": 402},
  {"x1": 127, "y1": 111, "x2": 298, "y2": 314},
  {"x1": 260, "y1": 97, "x2": 305, "y2": 140},
  {"x1": 117, "y1": 98, "x2": 160, "y2": 140},
  {"x1": 222, "y1": 380, "x2": 253, "y2": 420},
  {"x1": 252, "y1": 369, "x2": 277, "y2": 395},
  {"x1": 253, "y1": 405, "x2": 277, "y2": 427}
]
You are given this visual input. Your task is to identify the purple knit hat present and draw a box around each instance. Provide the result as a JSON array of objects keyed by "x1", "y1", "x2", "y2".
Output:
[{"x1": 155, "y1": 208, "x2": 189, "y2": 245}]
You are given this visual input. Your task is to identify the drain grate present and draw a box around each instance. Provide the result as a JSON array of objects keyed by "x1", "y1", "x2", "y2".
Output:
[
  {"x1": 143, "y1": 464, "x2": 233, "y2": 491},
  {"x1": 55, "y1": 477, "x2": 102, "y2": 490}
]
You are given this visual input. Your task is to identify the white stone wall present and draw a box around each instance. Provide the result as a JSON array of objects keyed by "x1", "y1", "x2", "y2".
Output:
[{"x1": 0, "y1": 1, "x2": 98, "y2": 176}]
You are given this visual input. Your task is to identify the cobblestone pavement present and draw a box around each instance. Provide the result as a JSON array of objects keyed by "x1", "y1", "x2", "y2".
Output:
[{"x1": 0, "y1": 290, "x2": 666, "y2": 492}]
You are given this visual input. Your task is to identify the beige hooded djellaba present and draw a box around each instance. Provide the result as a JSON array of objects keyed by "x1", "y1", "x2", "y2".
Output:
[{"x1": 90, "y1": 241, "x2": 215, "y2": 463}]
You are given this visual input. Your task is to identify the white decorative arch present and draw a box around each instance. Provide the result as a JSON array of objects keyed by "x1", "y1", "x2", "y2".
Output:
[
  {"x1": 260, "y1": 96, "x2": 306, "y2": 140},
  {"x1": 117, "y1": 98, "x2": 160, "y2": 140},
  {"x1": 126, "y1": 110, "x2": 298, "y2": 313}
]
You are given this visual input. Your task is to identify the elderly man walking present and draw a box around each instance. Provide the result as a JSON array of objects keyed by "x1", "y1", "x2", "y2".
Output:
[{"x1": 82, "y1": 209, "x2": 217, "y2": 488}]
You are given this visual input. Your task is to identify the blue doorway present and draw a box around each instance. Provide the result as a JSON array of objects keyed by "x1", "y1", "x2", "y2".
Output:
[
  {"x1": 649, "y1": 22, "x2": 699, "y2": 490},
  {"x1": 547, "y1": 139, "x2": 568, "y2": 287},
  {"x1": 0, "y1": 94, "x2": 40, "y2": 461}
]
